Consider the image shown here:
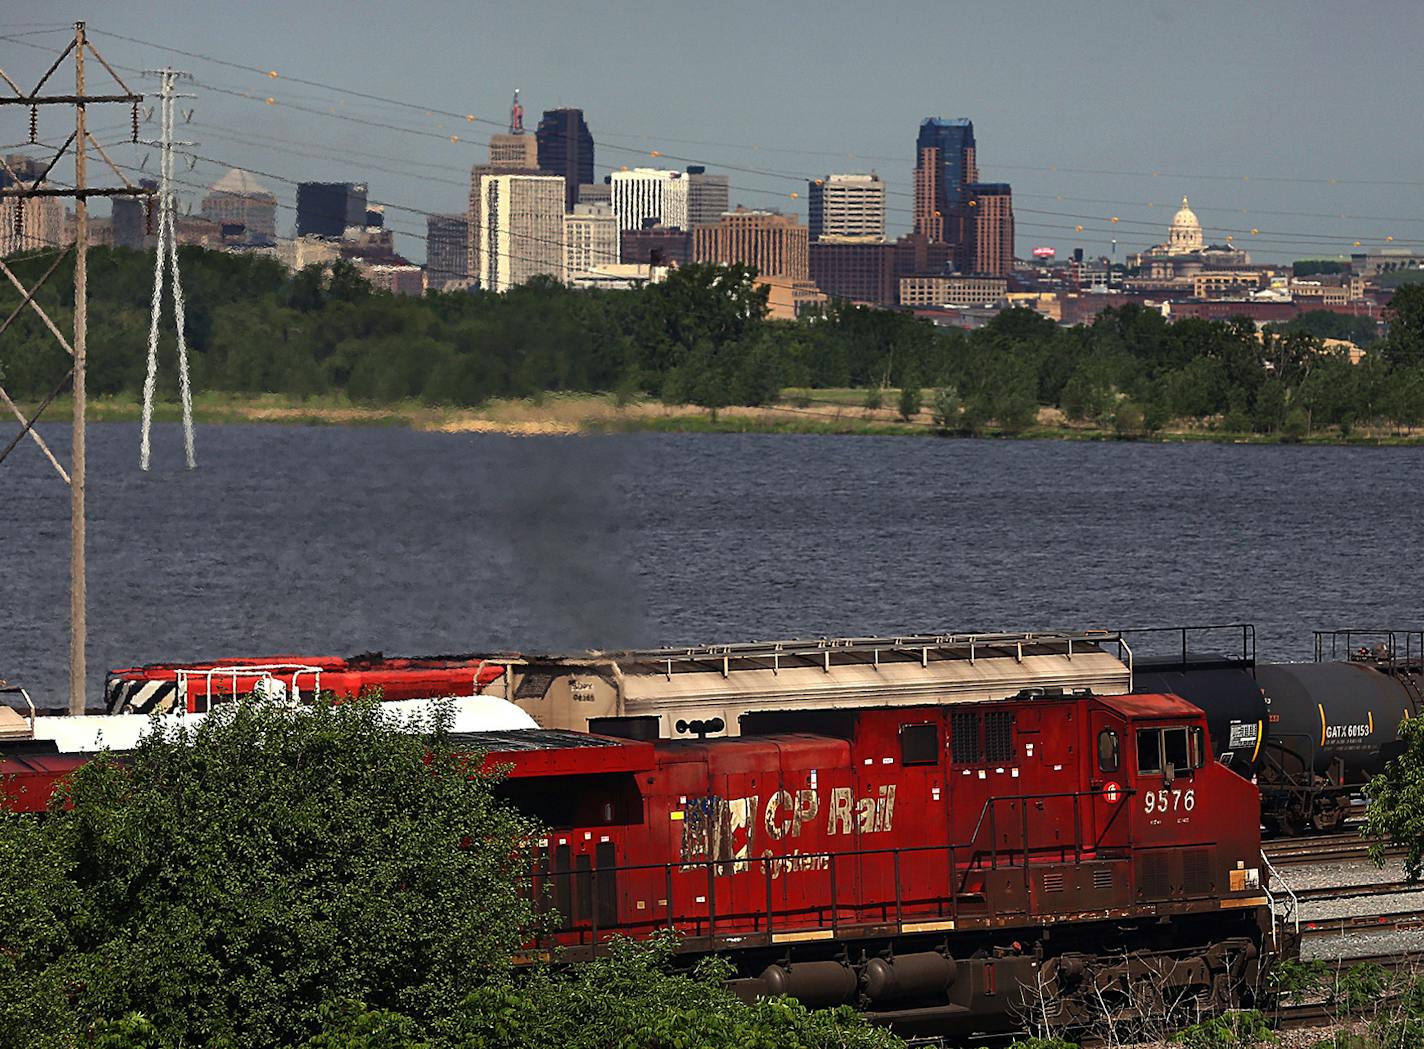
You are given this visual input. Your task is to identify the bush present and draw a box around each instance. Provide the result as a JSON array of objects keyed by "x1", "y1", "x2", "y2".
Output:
[
  {"x1": 1113, "y1": 400, "x2": 1145, "y2": 438},
  {"x1": 1222, "y1": 407, "x2": 1253, "y2": 434},
  {"x1": 1281, "y1": 408, "x2": 1309, "y2": 442},
  {"x1": 898, "y1": 381, "x2": 922, "y2": 421},
  {"x1": 863, "y1": 387, "x2": 884, "y2": 411},
  {"x1": 931, "y1": 386, "x2": 962, "y2": 432},
  {"x1": 1173, "y1": 1009, "x2": 1274, "y2": 1049}
]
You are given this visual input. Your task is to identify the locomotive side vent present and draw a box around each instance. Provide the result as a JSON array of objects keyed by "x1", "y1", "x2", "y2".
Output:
[
  {"x1": 1043, "y1": 870, "x2": 1065, "y2": 893},
  {"x1": 1092, "y1": 866, "x2": 1114, "y2": 890},
  {"x1": 985, "y1": 712, "x2": 1015, "y2": 762},
  {"x1": 1183, "y1": 848, "x2": 1212, "y2": 896},
  {"x1": 1141, "y1": 852, "x2": 1171, "y2": 898}
]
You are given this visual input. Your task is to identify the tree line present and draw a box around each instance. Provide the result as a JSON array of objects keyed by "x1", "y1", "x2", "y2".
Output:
[{"x1": 2, "y1": 245, "x2": 1423, "y2": 436}]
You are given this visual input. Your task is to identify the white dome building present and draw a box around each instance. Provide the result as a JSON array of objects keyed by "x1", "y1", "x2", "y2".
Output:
[{"x1": 1167, "y1": 196, "x2": 1205, "y2": 255}]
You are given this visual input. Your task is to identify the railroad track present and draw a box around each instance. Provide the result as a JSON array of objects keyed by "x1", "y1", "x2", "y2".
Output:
[
  {"x1": 1300, "y1": 911, "x2": 1424, "y2": 939},
  {"x1": 1265, "y1": 835, "x2": 1395, "y2": 866},
  {"x1": 1295, "y1": 880, "x2": 1424, "y2": 904},
  {"x1": 1275, "y1": 952, "x2": 1424, "y2": 1032}
]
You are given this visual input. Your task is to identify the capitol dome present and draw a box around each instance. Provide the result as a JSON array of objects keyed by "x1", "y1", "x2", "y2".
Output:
[{"x1": 1168, "y1": 196, "x2": 1204, "y2": 254}]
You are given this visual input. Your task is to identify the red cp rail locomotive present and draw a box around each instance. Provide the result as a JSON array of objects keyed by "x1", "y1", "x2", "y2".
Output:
[
  {"x1": 1, "y1": 685, "x2": 1279, "y2": 1036},
  {"x1": 480, "y1": 688, "x2": 1273, "y2": 1033}
]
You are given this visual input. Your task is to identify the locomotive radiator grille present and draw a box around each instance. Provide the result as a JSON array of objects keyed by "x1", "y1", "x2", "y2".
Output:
[
  {"x1": 1141, "y1": 851, "x2": 1172, "y2": 898},
  {"x1": 1183, "y1": 848, "x2": 1212, "y2": 896}
]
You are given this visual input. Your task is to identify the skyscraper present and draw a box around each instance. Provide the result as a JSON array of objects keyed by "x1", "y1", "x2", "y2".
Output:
[
  {"x1": 913, "y1": 118, "x2": 976, "y2": 243},
  {"x1": 610, "y1": 168, "x2": 689, "y2": 232},
  {"x1": 295, "y1": 182, "x2": 367, "y2": 238},
  {"x1": 692, "y1": 208, "x2": 809, "y2": 280},
  {"x1": 111, "y1": 177, "x2": 157, "y2": 250},
  {"x1": 477, "y1": 173, "x2": 566, "y2": 292},
  {"x1": 201, "y1": 169, "x2": 278, "y2": 244},
  {"x1": 468, "y1": 129, "x2": 543, "y2": 285},
  {"x1": 685, "y1": 166, "x2": 730, "y2": 228},
  {"x1": 808, "y1": 173, "x2": 885, "y2": 242},
  {"x1": 960, "y1": 183, "x2": 1014, "y2": 276},
  {"x1": 426, "y1": 213, "x2": 470, "y2": 290},
  {"x1": 536, "y1": 108, "x2": 594, "y2": 211},
  {"x1": 0, "y1": 155, "x2": 63, "y2": 256}
]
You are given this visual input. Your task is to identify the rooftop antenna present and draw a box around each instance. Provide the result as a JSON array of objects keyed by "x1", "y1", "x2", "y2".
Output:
[{"x1": 510, "y1": 88, "x2": 523, "y2": 134}]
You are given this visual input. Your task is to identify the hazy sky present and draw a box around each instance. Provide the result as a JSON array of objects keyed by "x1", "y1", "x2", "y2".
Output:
[{"x1": 5, "y1": 1, "x2": 1423, "y2": 263}]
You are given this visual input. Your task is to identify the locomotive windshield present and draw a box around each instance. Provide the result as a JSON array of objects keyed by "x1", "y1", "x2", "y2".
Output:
[{"x1": 1136, "y1": 726, "x2": 1206, "y2": 776}]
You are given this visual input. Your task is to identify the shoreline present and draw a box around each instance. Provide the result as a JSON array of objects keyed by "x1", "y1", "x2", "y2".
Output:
[{"x1": 18, "y1": 392, "x2": 1424, "y2": 446}]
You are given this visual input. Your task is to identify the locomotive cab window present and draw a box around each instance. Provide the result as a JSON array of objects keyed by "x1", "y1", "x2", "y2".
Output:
[
  {"x1": 1097, "y1": 729, "x2": 1120, "y2": 773},
  {"x1": 1162, "y1": 727, "x2": 1191, "y2": 775},
  {"x1": 899, "y1": 723, "x2": 939, "y2": 766},
  {"x1": 1136, "y1": 728, "x2": 1162, "y2": 775},
  {"x1": 1134, "y1": 726, "x2": 1201, "y2": 778}
]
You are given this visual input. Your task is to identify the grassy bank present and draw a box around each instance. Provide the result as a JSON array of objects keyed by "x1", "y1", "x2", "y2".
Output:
[{"x1": 19, "y1": 390, "x2": 1424, "y2": 445}]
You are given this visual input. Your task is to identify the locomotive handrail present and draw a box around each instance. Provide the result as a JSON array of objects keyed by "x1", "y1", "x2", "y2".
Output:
[
  {"x1": 1119, "y1": 624, "x2": 1256, "y2": 673},
  {"x1": 527, "y1": 785, "x2": 1141, "y2": 954},
  {"x1": 602, "y1": 630, "x2": 1126, "y2": 681},
  {"x1": 1258, "y1": 847, "x2": 1298, "y2": 948},
  {"x1": 0, "y1": 685, "x2": 36, "y2": 735},
  {"x1": 1315, "y1": 628, "x2": 1424, "y2": 670}
]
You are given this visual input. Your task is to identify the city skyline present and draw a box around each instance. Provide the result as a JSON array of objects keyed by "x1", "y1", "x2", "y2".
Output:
[{"x1": 4, "y1": 1, "x2": 1421, "y2": 266}]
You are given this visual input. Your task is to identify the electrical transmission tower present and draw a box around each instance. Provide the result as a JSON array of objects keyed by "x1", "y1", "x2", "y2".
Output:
[
  {"x1": 139, "y1": 67, "x2": 195, "y2": 471},
  {"x1": 0, "y1": 23, "x2": 151, "y2": 714}
]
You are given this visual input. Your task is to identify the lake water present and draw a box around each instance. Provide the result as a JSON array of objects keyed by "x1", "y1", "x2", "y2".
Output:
[{"x1": 4, "y1": 423, "x2": 1423, "y2": 709}]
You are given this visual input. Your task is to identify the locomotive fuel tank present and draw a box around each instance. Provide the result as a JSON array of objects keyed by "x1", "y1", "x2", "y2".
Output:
[
  {"x1": 1255, "y1": 662, "x2": 1418, "y2": 779},
  {"x1": 1132, "y1": 662, "x2": 1269, "y2": 779}
]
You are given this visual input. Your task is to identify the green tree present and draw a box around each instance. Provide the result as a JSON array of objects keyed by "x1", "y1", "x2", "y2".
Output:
[
  {"x1": 898, "y1": 370, "x2": 922, "y2": 421},
  {"x1": 930, "y1": 385, "x2": 962, "y2": 432},
  {"x1": 1383, "y1": 283, "x2": 1424, "y2": 368},
  {"x1": 0, "y1": 698, "x2": 537, "y2": 1048},
  {"x1": 1365, "y1": 715, "x2": 1424, "y2": 879}
]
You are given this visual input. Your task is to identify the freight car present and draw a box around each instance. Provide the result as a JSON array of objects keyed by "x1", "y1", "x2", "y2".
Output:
[
  {"x1": 2, "y1": 684, "x2": 1285, "y2": 1038},
  {"x1": 1131, "y1": 627, "x2": 1423, "y2": 834}
]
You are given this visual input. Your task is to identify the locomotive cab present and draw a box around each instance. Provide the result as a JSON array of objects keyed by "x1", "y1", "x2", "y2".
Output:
[{"x1": 1092, "y1": 693, "x2": 1266, "y2": 907}]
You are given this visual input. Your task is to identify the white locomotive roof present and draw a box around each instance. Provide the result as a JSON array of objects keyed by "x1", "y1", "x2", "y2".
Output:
[
  {"x1": 618, "y1": 649, "x2": 1129, "y2": 714},
  {"x1": 29, "y1": 695, "x2": 538, "y2": 754}
]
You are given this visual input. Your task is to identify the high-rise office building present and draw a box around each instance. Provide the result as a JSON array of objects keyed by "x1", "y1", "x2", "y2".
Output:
[
  {"x1": 201, "y1": 168, "x2": 278, "y2": 244},
  {"x1": 468, "y1": 130, "x2": 543, "y2": 285},
  {"x1": 477, "y1": 172, "x2": 566, "y2": 292},
  {"x1": 0, "y1": 155, "x2": 64, "y2": 256},
  {"x1": 426, "y1": 213, "x2": 470, "y2": 290},
  {"x1": 536, "y1": 108, "x2": 594, "y2": 211},
  {"x1": 564, "y1": 202, "x2": 619, "y2": 279},
  {"x1": 685, "y1": 166, "x2": 730, "y2": 228},
  {"x1": 111, "y1": 177, "x2": 157, "y2": 250},
  {"x1": 692, "y1": 208, "x2": 809, "y2": 280},
  {"x1": 488, "y1": 133, "x2": 539, "y2": 170},
  {"x1": 295, "y1": 182, "x2": 367, "y2": 238},
  {"x1": 808, "y1": 173, "x2": 885, "y2": 243},
  {"x1": 913, "y1": 118, "x2": 976, "y2": 243},
  {"x1": 959, "y1": 182, "x2": 1014, "y2": 276},
  {"x1": 610, "y1": 168, "x2": 688, "y2": 232}
]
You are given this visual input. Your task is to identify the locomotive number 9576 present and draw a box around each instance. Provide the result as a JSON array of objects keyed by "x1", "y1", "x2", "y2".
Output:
[{"x1": 1144, "y1": 788, "x2": 1195, "y2": 814}]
